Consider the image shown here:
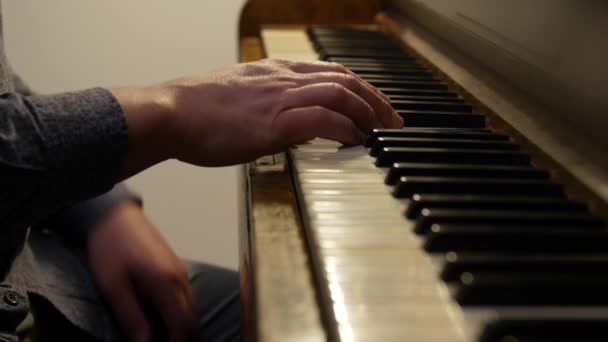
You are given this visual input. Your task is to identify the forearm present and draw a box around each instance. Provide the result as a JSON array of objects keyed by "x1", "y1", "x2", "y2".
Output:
[{"x1": 110, "y1": 85, "x2": 176, "y2": 179}]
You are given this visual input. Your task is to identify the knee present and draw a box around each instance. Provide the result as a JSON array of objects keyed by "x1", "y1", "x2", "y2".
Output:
[{"x1": 183, "y1": 261, "x2": 241, "y2": 341}]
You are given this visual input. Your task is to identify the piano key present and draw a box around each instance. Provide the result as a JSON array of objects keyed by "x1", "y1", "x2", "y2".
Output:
[
  {"x1": 480, "y1": 319, "x2": 608, "y2": 342},
  {"x1": 337, "y1": 64, "x2": 429, "y2": 73},
  {"x1": 376, "y1": 148, "x2": 531, "y2": 167},
  {"x1": 316, "y1": 44, "x2": 405, "y2": 52},
  {"x1": 415, "y1": 209, "x2": 604, "y2": 234},
  {"x1": 424, "y1": 224, "x2": 608, "y2": 253},
  {"x1": 387, "y1": 164, "x2": 548, "y2": 185},
  {"x1": 326, "y1": 57, "x2": 422, "y2": 66},
  {"x1": 347, "y1": 66, "x2": 432, "y2": 76},
  {"x1": 358, "y1": 74, "x2": 439, "y2": 82},
  {"x1": 389, "y1": 95, "x2": 465, "y2": 103},
  {"x1": 370, "y1": 137, "x2": 519, "y2": 157},
  {"x1": 307, "y1": 27, "x2": 389, "y2": 37},
  {"x1": 398, "y1": 111, "x2": 486, "y2": 128},
  {"x1": 441, "y1": 252, "x2": 608, "y2": 282},
  {"x1": 406, "y1": 194, "x2": 582, "y2": 219},
  {"x1": 319, "y1": 48, "x2": 414, "y2": 60},
  {"x1": 311, "y1": 34, "x2": 393, "y2": 42},
  {"x1": 314, "y1": 38, "x2": 397, "y2": 47},
  {"x1": 454, "y1": 271, "x2": 608, "y2": 306},
  {"x1": 367, "y1": 79, "x2": 448, "y2": 90},
  {"x1": 366, "y1": 128, "x2": 503, "y2": 147},
  {"x1": 377, "y1": 87, "x2": 458, "y2": 97},
  {"x1": 310, "y1": 33, "x2": 394, "y2": 40},
  {"x1": 394, "y1": 177, "x2": 562, "y2": 199},
  {"x1": 391, "y1": 100, "x2": 472, "y2": 112},
  {"x1": 312, "y1": 40, "x2": 403, "y2": 50}
]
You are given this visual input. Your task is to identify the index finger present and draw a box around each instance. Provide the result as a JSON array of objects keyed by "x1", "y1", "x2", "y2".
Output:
[{"x1": 299, "y1": 71, "x2": 403, "y2": 129}]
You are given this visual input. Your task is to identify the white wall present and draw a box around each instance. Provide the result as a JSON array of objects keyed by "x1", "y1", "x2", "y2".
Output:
[{"x1": 3, "y1": 0, "x2": 247, "y2": 269}]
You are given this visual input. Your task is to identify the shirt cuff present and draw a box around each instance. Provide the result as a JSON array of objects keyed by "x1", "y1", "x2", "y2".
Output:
[{"x1": 29, "y1": 87, "x2": 128, "y2": 201}]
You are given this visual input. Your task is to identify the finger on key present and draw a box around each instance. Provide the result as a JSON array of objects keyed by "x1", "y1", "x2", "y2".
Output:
[
  {"x1": 298, "y1": 71, "x2": 402, "y2": 129},
  {"x1": 279, "y1": 82, "x2": 378, "y2": 133},
  {"x1": 274, "y1": 106, "x2": 367, "y2": 146}
]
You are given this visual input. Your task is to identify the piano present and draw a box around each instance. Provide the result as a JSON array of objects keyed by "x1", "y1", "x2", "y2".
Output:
[{"x1": 237, "y1": 1, "x2": 608, "y2": 341}]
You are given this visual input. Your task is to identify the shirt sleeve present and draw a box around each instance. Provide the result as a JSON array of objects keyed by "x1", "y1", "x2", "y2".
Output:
[
  {"x1": 12, "y1": 73, "x2": 34, "y2": 96},
  {"x1": 0, "y1": 87, "x2": 129, "y2": 233}
]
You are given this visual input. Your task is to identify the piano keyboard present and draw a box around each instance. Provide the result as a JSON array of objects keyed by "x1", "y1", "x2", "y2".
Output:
[{"x1": 261, "y1": 27, "x2": 608, "y2": 341}]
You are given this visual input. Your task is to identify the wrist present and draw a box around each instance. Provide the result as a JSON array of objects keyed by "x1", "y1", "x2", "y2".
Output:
[{"x1": 111, "y1": 85, "x2": 177, "y2": 178}]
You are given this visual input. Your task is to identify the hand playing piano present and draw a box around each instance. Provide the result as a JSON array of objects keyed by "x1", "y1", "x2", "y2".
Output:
[{"x1": 112, "y1": 58, "x2": 402, "y2": 175}]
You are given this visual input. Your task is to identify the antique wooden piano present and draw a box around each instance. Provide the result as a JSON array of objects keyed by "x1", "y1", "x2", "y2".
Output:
[{"x1": 237, "y1": 1, "x2": 608, "y2": 341}]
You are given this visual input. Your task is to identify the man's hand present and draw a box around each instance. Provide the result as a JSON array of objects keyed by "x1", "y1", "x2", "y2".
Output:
[
  {"x1": 87, "y1": 201, "x2": 195, "y2": 342},
  {"x1": 112, "y1": 59, "x2": 403, "y2": 177}
]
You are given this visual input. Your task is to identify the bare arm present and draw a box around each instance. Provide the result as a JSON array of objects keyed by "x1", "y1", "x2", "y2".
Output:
[{"x1": 113, "y1": 58, "x2": 402, "y2": 178}]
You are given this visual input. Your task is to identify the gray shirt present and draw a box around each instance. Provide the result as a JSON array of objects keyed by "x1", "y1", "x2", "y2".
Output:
[{"x1": 0, "y1": 4, "x2": 137, "y2": 341}]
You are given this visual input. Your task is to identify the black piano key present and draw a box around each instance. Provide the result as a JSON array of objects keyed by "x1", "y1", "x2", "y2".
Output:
[
  {"x1": 415, "y1": 209, "x2": 602, "y2": 234},
  {"x1": 389, "y1": 95, "x2": 465, "y2": 103},
  {"x1": 370, "y1": 138, "x2": 519, "y2": 157},
  {"x1": 454, "y1": 271, "x2": 608, "y2": 306},
  {"x1": 367, "y1": 79, "x2": 448, "y2": 90},
  {"x1": 313, "y1": 37, "x2": 404, "y2": 51},
  {"x1": 376, "y1": 148, "x2": 530, "y2": 168},
  {"x1": 399, "y1": 111, "x2": 485, "y2": 128},
  {"x1": 424, "y1": 224, "x2": 608, "y2": 253},
  {"x1": 366, "y1": 128, "x2": 502, "y2": 147},
  {"x1": 308, "y1": 27, "x2": 389, "y2": 37},
  {"x1": 327, "y1": 57, "x2": 422, "y2": 66},
  {"x1": 394, "y1": 177, "x2": 561, "y2": 199},
  {"x1": 441, "y1": 253, "x2": 608, "y2": 282},
  {"x1": 406, "y1": 194, "x2": 581, "y2": 219},
  {"x1": 391, "y1": 101, "x2": 472, "y2": 112},
  {"x1": 480, "y1": 319, "x2": 608, "y2": 342},
  {"x1": 312, "y1": 40, "x2": 403, "y2": 51},
  {"x1": 387, "y1": 164, "x2": 548, "y2": 185},
  {"x1": 308, "y1": 32, "x2": 391, "y2": 44},
  {"x1": 358, "y1": 74, "x2": 439, "y2": 82},
  {"x1": 348, "y1": 66, "x2": 432, "y2": 77},
  {"x1": 319, "y1": 48, "x2": 414, "y2": 61},
  {"x1": 377, "y1": 88, "x2": 457, "y2": 97},
  {"x1": 317, "y1": 44, "x2": 405, "y2": 52},
  {"x1": 336, "y1": 63, "x2": 427, "y2": 71}
]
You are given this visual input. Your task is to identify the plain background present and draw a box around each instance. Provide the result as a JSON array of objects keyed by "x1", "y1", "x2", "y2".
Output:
[{"x1": 3, "y1": 0, "x2": 248, "y2": 270}]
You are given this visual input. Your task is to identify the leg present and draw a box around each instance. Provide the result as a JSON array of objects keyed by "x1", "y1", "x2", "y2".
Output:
[
  {"x1": 28, "y1": 294, "x2": 101, "y2": 342},
  {"x1": 26, "y1": 262, "x2": 240, "y2": 342},
  {"x1": 185, "y1": 261, "x2": 240, "y2": 342}
]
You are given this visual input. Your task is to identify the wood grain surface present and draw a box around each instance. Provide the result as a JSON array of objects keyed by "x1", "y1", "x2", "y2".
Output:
[{"x1": 239, "y1": 0, "x2": 383, "y2": 38}]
